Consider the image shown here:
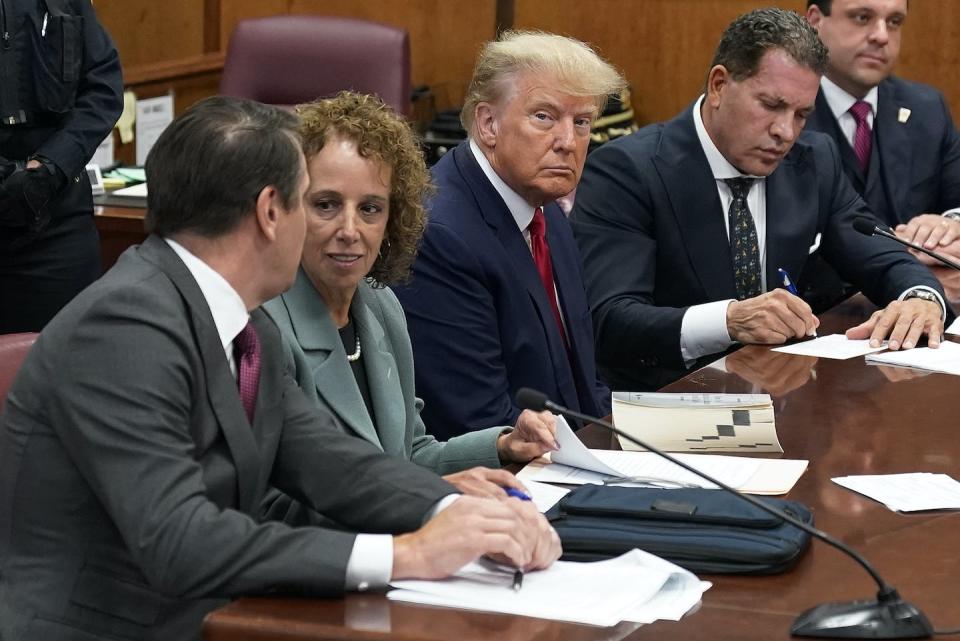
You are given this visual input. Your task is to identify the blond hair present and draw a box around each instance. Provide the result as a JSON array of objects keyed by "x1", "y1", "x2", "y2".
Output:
[{"x1": 461, "y1": 30, "x2": 626, "y2": 133}]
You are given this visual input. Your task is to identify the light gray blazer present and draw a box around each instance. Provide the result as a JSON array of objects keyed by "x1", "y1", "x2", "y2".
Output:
[{"x1": 263, "y1": 269, "x2": 505, "y2": 475}]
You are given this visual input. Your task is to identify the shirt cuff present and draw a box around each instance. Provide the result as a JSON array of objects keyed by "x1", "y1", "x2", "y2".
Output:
[
  {"x1": 898, "y1": 286, "x2": 947, "y2": 322},
  {"x1": 344, "y1": 493, "x2": 460, "y2": 591},
  {"x1": 680, "y1": 300, "x2": 736, "y2": 366},
  {"x1": 345, "y1": 534, "x2": 393, "y2": 592}
]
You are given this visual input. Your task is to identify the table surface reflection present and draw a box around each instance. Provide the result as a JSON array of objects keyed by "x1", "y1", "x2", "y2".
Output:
[{"x1": 203, "y1": 296, "x2": 960, "y2": 641}]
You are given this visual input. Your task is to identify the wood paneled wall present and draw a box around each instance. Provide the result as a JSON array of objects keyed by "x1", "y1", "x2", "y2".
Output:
[
  {"x1": 90, "y1": 0, "x2": 960, "y2": 163},
  {"x1": 513, "y1": 0, "x2": 960, "y2": 125}
]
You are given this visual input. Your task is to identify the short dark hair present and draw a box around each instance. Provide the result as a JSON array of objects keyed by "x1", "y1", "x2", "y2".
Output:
[
  {"x1": 710, "y1": 8, "x2": 828, "y2": 83},
  {"x1": 145, "y1": 96, "x2": 303, "y2": 237},
  {"x1": 808, "y1": 0, "x2": 832, "y2": 14}
]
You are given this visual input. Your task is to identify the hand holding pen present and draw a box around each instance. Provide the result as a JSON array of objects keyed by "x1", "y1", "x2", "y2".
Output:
[{"x1": 725, "y1": 268, "x2": 819, "y2": 344}]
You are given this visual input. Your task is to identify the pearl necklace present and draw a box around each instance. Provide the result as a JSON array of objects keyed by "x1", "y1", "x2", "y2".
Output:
[{"x1": 345, "y1": 331, "x2": 362, "y2": 362}]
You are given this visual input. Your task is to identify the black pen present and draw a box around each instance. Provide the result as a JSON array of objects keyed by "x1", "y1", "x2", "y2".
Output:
[{"x1": 504, "y1": 487, "x2": 532, "y2": 591}]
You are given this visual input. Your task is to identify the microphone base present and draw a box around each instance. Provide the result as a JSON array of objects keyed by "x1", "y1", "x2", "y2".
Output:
[{"x1": 791, "y1": 597, "x2": 933, "y2": 639}]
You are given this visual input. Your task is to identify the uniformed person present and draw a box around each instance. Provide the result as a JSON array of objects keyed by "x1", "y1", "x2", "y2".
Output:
[{"x1": 0, "y1": 0, "x2": 123, "y2": 333}]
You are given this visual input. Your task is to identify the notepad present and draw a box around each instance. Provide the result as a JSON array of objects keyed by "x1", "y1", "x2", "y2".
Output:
[
  {"x1": 112, "y1": 182, "x2": 148, "y2": 198},
  {"x1": 611, "y1": 392, "x2": 782, "y2": 453}
]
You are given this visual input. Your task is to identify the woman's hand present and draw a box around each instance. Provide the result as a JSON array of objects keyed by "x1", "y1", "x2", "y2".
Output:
[{"x1": 496, "y1": 410, "x2": 560, "y2": 464}]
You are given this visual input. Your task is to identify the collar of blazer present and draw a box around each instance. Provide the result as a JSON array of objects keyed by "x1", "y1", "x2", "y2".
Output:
[
  {"x1": 138, "y1": 234, "x2": 265, "y2": 514},
  {"x1": 280, "y1": 270, "x2": 406, "y2": 453},
  {"x1": 652, "y1": 102, "x2": 817, "y2": 301}
]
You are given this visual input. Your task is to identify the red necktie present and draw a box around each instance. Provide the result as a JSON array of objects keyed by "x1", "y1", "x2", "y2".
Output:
[
  {"x1": 528, "y1": 207, "x2": 568, "y2": 346},
  {"x1": 849, "y1": 100, "x2": 872, "y2": 174},
  {"x1": 233, "y1": 321, "x2": 261, "y2": 424}
]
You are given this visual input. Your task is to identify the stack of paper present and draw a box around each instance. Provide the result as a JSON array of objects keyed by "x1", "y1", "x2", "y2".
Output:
[
  {"x1": 865, "y1": 341, "x2": 960, "y2": 376},
  {"x1": 611, "y1": 392, "x2": 781, "y2": 453},
  {"x1": 832, "y1": 473, "x2": 960, "y2": 512},
  {"x1": 388, "y1": 549, "x2": 711, "y2": 626},
  {"x1": 517, "y1": 417, "x2": 807, "y2": 495}
]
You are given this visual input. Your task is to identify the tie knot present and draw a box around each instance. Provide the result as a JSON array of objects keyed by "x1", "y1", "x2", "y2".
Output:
[
  {"x1": 528, "y1": 207, "x2": 546, "y2": 238},
  {"x1": 724, "y1": 177, "x2": 754, "y2": 200},
  {"x1": 849, "y1": 100, "x2": 872, "y2": 124},
  {"x1": 234, "y1": 321, "x2": 259, "y2": 358}
]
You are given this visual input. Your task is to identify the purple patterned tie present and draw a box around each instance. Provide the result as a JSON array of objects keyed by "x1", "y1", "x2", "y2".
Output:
[
  {"x1": 233, "y1": 322, "x2": 261, "y2": 424},
  {"x1": 849, "y1": 100, "x2": 873, "y2": 174}
]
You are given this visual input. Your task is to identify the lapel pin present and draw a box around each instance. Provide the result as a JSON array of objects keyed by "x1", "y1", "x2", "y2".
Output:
[{"x1": 898, "y1": 107, "x2": 911, "y2": 123}]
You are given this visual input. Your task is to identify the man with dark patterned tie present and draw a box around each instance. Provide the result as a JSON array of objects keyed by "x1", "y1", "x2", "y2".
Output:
[
  {"x1": 801, "y1": 0, "x2": 960, "y2": 309},
  {"x1": 0, "y1": 96, "x2": 559, "y2": 641},
  {"x1": 571, "y1": 8, "x2": 948, "y2": 391}
]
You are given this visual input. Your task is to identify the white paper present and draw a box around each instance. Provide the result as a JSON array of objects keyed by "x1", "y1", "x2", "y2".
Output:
[
  {"x1": 551, "y1": 416, "x2": 622, "y2": 476},
  {"x1": 946, "y1": 317, "x2": 960, "y2": 336},
  {"x1": 832, "y1": 473, "x2": 960, "y2": 512},
  {"x1": 90, "y1": 134, "x2": 114, "y2": 169},
  {"x1": 865, "y1": 340, "x2": 960, "y2": 376},
  {"x1": 522, "y1": 479, "x2": 569, "y2": 512},
  {"x1": 112, "y1": 182, "x2": 148, "y2": 198},
  {"x1": 524, "y1": 451, "x2": 760, "y2": 490},
  {"x1": 135, "y1": 94, "x2": 174, "y2": 165},
  {"x1": 771, "y1": 334, "x2": 888, "y2": 359},
  {"x1": 388, "y1": 549, "x2": 708, "y2": 627}
]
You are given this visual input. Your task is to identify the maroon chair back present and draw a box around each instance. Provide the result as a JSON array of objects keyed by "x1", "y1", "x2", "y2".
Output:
[
  {"x1": 220, "y1": 15, "x2": 411, "y2": 116},
  {"x1": 0, "y1": 333, "x2": 38, "y2": 413}
]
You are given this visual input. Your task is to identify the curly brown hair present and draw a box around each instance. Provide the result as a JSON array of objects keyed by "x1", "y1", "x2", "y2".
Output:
[{"x1": 296, "y1": 91, "x2": 433, "y2": 286}]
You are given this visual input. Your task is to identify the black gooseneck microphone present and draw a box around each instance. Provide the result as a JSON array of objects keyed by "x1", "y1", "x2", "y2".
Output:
[
  {"x1": 516, "y1": 387, "x2": 934, "y2": 640},
  {"x1": 852, "y1": 216, "x2": 960, "y2": 272}
]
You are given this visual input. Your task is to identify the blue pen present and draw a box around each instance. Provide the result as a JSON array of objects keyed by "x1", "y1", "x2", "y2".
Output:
[
  {"x1": 778, "y1": 267, "x2": 817, "y2": 337},
  {"x1": 777, "y1": 267, "x2": 800, "y2": 296},
  {"x1": 504, "y1": 487, "x2": 531, "y2": 590}
]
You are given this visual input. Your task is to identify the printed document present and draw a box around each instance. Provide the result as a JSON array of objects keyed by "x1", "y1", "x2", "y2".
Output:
[
  {"x1": 388, "y1": 549, "x2": 710, "y2": 627},
  {"x1": 772, "y1": 334, "x2": 888, "y2": 359},
  {"x1": 832, "y1": 473, "x2": 960, "y2": 512}
]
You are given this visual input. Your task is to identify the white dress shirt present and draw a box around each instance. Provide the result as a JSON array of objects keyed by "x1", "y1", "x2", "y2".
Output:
[
  {"x1": 165, "y1": 238, "x2": 410, "y2": 592},
  {"x1": 679, "y1": 96, "x2": 768, "y2": 364},
  {"x1": 820, "y1": 76, "x2": 960, "y2": 218}
]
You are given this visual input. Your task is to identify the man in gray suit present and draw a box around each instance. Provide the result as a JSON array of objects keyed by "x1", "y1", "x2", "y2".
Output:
[{"x1": 0, "y1": 97, "x2": 559, "y2": 641}]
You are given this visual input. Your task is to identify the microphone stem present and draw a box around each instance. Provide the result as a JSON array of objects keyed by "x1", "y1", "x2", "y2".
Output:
[
  {"x1": 547, "y1": 401, "x2": 893, "y2": 594},
  {"x1": 875, "y1": 227, "x2": 960, "y2": 271}
]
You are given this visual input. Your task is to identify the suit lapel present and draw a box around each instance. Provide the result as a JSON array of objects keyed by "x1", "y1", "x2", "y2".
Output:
[
  {"x1": 653, "y1": 105, "x2": 738, "y2": 300},
  {"x1": 282, "y1": 271, "x2": 382, "y2": 450},
  {"x1": 353, "y1": 284, "x2": 406, "y2": 456},
  {"x1": 455, "y1": 144, "x2": 578, "y2": 409},
  {"x1": 764, "y1": 147, "x2": 820, "y2": 289},
  {"x1": 875, "y1": 79, "x2": 912, "y2": 223},
  {"x1": 812, "y1": 90, "x2": 866, "y2": 189},
  {"x1": 138, "y1": 235, "x2": 261, "y2": 514}
]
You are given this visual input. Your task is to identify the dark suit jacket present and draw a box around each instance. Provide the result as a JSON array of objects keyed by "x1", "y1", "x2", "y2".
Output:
[
  {"x1": 800, "y1": 77, "x2": 960, "y2": 309},
  {"x1": 392, "y1": 142, "x2": 609, "y2": 439},
  {"x1": 0, "y1": 235, "x2": 453, "y2": 641},
  {"x1": 805, "y1": 76, "x2": 960, "y2": 227},
  {"x1": 570, "y1": 102, "x2": 946, "y2": 392}
]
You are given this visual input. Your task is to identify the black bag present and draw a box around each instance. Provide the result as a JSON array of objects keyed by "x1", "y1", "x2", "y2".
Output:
[{"x1": 545, "y1": 485, "x2": 813, "y2": 575}]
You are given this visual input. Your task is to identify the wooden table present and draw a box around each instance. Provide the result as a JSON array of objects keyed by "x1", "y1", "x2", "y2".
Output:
[
  {"x1": 93, "y1": 204, "x2": 147, "y2": 272},
  {"x1": 203, "y1": 296, "x2": 960, "y2": 640}
]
